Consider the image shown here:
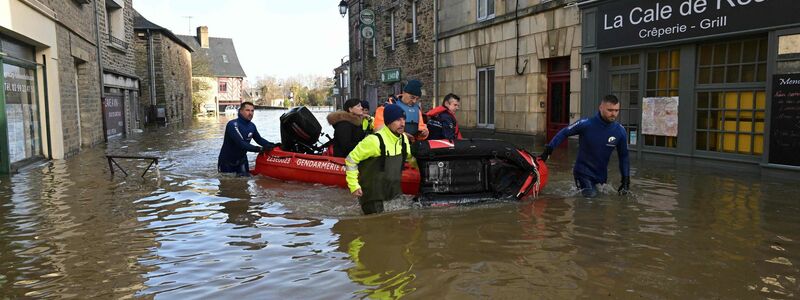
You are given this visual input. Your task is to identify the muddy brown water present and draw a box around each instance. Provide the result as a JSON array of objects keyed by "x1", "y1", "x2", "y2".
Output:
[{"x1": 0, "y1": 110, "x2": 797, "y2": 299}]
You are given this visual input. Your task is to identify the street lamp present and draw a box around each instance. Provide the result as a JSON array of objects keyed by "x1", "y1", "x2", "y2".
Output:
[{"x1": 338, "y1": 0, "x2": 348, "y2": 17}]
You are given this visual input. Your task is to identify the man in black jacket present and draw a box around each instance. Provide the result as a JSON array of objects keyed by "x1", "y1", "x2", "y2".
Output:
[{"x1": 327, "y1": 99, "x2": 368, "y2": 157}]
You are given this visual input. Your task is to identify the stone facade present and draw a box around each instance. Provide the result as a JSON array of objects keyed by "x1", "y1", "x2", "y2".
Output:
[
  {"x1": 347, "y1": 0, "x2": 435, "y2": 110},
  {"x1": 438, "y1": 0, "x2": 582, "y2": 135},
  {"x1": 50, "y1": 0, "x2": 105, "y2": 156},
  {"x1": 96, "y1": 0, "x2": 140, "y2": 136},
  {"x1": 134, "y1": 30, "x2": 193, "y2": 124}
]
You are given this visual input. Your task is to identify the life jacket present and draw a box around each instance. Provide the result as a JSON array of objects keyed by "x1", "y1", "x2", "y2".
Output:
[
  {"x1": 425, "y1": 106, "x2": 462, "y2": 140},
  {"x1": 394, "y1": 100, "x2": 421, "y2": 136}
]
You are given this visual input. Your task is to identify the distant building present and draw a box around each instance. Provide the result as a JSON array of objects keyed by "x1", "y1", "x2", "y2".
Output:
[
  {"x1": 178, "y1": 27, "x2": 246, "y2": 111},
  {"x1": 333, "y1": 59, "x2": 350, "y2": 111},
  {"x1": 133, "y1": 10, "x2": 194, "y2": 124}
]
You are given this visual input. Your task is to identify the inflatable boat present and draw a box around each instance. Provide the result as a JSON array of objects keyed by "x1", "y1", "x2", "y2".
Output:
[{"x1": 252, "y1": 106, "x2": 548, "y2": 206}]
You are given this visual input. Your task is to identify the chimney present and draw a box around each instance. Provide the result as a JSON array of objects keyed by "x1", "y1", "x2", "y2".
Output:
[{"x1": 197, "y1": 26, "x2": 209, "y2": 49}]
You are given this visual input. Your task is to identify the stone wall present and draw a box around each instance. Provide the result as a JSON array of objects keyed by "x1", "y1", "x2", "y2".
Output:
[
  {"x1": 97, "y1": 0, "x2": 136, "y2": 77},
  {"x1": 134, "y1": 32, "x2": 193, "y2": 124},
  {"x1": 370, "y1": 0, "x2": 436, "y2": 109},
  {"x1": 438, "y1": 1, "x2": 582, "y2": 134},
  {"x1": 51, "y1": 0, "x2": 104, "y2": 156}
]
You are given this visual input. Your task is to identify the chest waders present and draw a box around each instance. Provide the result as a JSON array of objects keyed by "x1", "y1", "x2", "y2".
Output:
[{"x1": 357, "y1": 133, "x2": 407, "y2": 214}]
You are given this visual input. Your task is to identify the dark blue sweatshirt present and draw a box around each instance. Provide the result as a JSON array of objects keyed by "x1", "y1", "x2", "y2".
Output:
[
  {"x1": 546, "y1": 112, "x2": 630, "y2": 184},
  {"x1": 218, "y1": 113, "x2": 274, "y2": 169}
]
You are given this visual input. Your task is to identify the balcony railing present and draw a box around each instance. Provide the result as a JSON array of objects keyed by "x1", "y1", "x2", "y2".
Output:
[{"x1": 109, "y1": 35, "x2": 128, "y2": 49}]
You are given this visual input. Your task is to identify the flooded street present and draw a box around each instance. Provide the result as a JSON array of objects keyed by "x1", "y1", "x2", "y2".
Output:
[{"x1": 1, "y1": 109, "x2": 798, "y2": 299}]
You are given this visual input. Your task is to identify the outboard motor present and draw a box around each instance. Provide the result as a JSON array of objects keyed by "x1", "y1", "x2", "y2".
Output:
[{"x1": 279, "y1": 106, "x2": 322, "y2": 154}]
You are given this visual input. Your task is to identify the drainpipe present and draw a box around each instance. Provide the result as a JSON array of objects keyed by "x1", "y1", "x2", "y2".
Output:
[
  {"x1": 433, "y1": 0, "x2": 439, "y2": 102},
  {"x1": 41, "y1": 54, "x2": 52, "y2": 159},
  {"x1": 147, "y1": 29, "x2": 156, "y2": 107},
  {"x1": 515, "y1": 0, "x2": 529, "y2": 75},
  {"x1": 93, "y1": 0, "x2": 108, "y2": 142}
]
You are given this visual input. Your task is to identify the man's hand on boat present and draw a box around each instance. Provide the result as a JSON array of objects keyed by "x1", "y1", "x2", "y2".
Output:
[
  {"x1": 352, "y1": 189, "x2": 363, "y2": 197},
  {"x1": 258, "y1": 143, "x2": 281, "y2": 155}
]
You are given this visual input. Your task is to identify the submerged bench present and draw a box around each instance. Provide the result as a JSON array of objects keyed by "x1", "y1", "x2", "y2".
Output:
[{"x1": 106, "y1": 155, "x2": 160, "y2": 177}]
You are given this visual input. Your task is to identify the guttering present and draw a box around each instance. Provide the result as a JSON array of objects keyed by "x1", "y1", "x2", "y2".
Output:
[
  {"x1": 93, "y1": 0, "x2": 108, "y2": 142},
  {"x1": 147, "y1": 29, "x2": 156, "y2": 106},
  {"x1": 41, "y1": 55, "x2": 52, "y2": 159},
  {"x1": 433, "y1": 0, "x2": 439, "y2": 101}
]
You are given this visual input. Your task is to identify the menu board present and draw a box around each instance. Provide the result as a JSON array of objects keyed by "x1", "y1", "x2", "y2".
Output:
[{"x1": 769, "y1": 74, "x2": 800, "y2": 166}]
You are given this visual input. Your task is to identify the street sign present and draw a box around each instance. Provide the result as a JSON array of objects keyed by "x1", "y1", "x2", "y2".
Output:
[
  {"x1": 381, "y1": 68, "x2": 401, "y2": 83},
  {"x1": 360, "y1": 25, "x2": 375, "y2": 39},
  {"x1": 359, "y1": 8, "x2": 375, "y2": 25}
]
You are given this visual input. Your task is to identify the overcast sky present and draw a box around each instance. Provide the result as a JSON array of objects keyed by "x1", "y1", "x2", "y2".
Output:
[{"x1": 133, "y1": 0, "x2": 349, "y2": 81}]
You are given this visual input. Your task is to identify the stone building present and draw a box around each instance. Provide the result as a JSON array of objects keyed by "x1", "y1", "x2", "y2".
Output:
[
  {"x1": 178, "y1": 27, "x2": 246, "y2": 112},
  {"x1": 133, "y1": 10, "x2": 193, "y2": 125},
  {"x1": 437, "y1": 0, "x2": 581, "y2": 138},
  {"x1": 343, "y1": 0, "x2": 436, "y2": 110},
  {"x1": 97, "y1": 0, "x2": 140, "y2": 138},
  {"x1": 333, "y1": 59, "x2": 350, "y2": 111}
]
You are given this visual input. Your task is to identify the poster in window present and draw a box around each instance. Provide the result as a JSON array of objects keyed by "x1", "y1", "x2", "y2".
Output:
[{"x1": 641, "y1": 97, "x2": 679, "y2": 137}]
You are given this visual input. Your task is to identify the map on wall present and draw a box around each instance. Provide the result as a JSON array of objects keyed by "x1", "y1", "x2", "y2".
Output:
[{"x1": 641, "y1": 97, "x2": 679, "y2": 137}]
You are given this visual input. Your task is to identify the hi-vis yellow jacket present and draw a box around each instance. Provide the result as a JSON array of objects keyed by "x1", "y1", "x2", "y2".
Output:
[{"x1": 345, "y1": 126, "x2": 416, "y2": 193}]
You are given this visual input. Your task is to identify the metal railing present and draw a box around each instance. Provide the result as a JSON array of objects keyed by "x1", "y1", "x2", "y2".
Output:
[{"x1": 109, "y1": 35, "x2": 128, "y2": 49}]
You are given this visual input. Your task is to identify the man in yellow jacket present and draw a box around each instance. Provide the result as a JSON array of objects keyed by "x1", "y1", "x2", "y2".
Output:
[{"x1": 345, "y1": 104, "x2": 416, "y2": 214}]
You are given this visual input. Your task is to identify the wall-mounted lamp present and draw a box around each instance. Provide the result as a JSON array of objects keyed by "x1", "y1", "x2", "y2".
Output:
[
  {"x1": 582, "y1": 61, "x2": 591, "y2": 79},
  {"x1": 338, "y1": 0, "x2": 348, "y2": 17}
]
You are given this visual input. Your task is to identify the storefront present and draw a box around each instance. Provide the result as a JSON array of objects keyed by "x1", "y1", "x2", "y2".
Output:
[
  {"x1": 579, "y1": 0, "x2": 800, "y2": 169},
  {"x1": 1, "y1": 34, "x2": 43, "y2": 172}
]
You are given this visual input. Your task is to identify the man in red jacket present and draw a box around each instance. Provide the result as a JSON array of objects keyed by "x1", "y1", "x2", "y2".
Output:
[{"x1": 425, "y1": 93, "x2": 462, "y2": 140}]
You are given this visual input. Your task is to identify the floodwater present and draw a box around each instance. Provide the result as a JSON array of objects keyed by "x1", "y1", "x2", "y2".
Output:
[{"x1": 1, "y1": 109, "x2": 798, "y2": 299}]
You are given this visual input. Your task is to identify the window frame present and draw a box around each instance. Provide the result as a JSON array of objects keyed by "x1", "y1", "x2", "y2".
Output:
[
  {"x1": 219, "y1": 81, "x2": 228, "y2": 93},
  {"x1": 477, "y1": 0, "x2": 495, "y2": 22},
  {"x1": 477, "y1": 66, "x2": 495, "y2": 128}
]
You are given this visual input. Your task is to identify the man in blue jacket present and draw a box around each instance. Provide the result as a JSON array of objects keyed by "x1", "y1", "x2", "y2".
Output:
[
  {"x1": 218, "y1": 102, "x2": 277, "y2": 176},
  {"x1": 540, "y1": 95, "x2": 630, "y2": 197}
]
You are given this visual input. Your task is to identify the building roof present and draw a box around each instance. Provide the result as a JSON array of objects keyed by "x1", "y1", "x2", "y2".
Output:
[
  {"x1": 132, "y1": 10, "x2": 194, "y2": 52},
  {"x1": 176, "y1": 34, "x2": 247, "y2": 78}
]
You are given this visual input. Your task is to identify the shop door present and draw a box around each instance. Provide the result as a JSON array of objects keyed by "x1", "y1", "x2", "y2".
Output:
[
  {"x1": 2, "y1": 61, "x2": 42, "y2": 170},
  {"x1": 546, "y1": 57, "x2": 571, "y2": 142},
  {"x1": 103, "y1": 91, "x2": 125, "y2": 137}
]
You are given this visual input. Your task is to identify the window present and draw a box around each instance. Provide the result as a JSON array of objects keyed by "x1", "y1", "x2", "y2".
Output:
[
  {"x1": 412, "y1": 1, "x2": 418, "y2": 43},
  {"x1": 697, "y1": 37, "x2": 767, "y2": 84},
  {"x1": 219, "y1": 81, "x2": 228, "y2": 93},
  {"x1": 644, "y1": 49, "x2": 680, "y2": 148},
  {"x1": 105, "y1": 0, "x2": 125, "y2": 47},
  {"x1": 477, "y1": 0, "x2": 495, "y2": 21},
  {"x1": 610, "y1": 53, "x2": 642, "y2": 146},
  {"x1": 695, "y1": 37, "x2": 767, "y2": 156},
  {"x1": 222, "y1": 54, "x2": 229, "y2": 63},
  {"x1": 477, "y1": 67, "x2": 495, "y2": 127}
]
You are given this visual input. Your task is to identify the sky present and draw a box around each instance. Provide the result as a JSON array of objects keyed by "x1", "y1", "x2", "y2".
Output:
[{"x1": 133, "y1": 0, "x2": 349, "y2": 82}]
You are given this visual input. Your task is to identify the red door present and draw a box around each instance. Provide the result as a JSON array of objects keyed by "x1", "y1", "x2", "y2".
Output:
[{"x1": 546, "y1": 58, "x2": 571, "y2": 143}]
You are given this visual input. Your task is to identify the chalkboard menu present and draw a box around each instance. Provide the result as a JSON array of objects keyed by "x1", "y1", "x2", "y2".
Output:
[
  {"x1": 103, "y1": 94, "x2": 125, "y2": 137},
  {"x1": 769, "y1": 74, "x2": 800, "y2": 166}
]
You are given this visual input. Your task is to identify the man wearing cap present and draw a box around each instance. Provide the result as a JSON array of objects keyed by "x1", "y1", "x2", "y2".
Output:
[
  {"x1": 345, "y1": 104, "x2": 416, "y2": 214},
  {"x1": 374, "y1": 80, "x2": 428, "y2": 141},
  {"x1": 360, "y1": 100, "x2": 374, "y2": 132}
]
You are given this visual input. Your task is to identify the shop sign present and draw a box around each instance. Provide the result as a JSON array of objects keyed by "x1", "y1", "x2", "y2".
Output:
[
  {"x1": 769, "y1": 73, "x2": 800, "y2": 166},
  {"x1": 381, "y1": 68, "x2": 401, "y2": 83},
  {"x1": 104, "y1": 95, "x2": 125, "y2": 137},
  {"x1": 594, "y1": 0, "x2": 800, "y2": 50}
]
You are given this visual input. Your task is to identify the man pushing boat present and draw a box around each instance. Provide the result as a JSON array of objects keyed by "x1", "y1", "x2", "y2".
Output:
[
  {"x1": 345, "y1": 104, "x2": 417, "y2": 214},
  {"x1": 218, "y1": 102, "x2": 278, "y2": 176}
]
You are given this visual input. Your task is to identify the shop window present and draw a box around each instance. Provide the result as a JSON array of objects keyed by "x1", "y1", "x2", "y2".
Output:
[
  {"x1": 611, "y1": 72, "x2": 641, "y2": 145},
  {"x1": 644, "y1": 49, "x2": 679, "y2": 148},
  {"x1": 697, "y1": 37, "x2": 767, "y2": 84},
  {"x1": 611, "y1": 54, "x2": 640, "y2": 67},
  {"x1": 477, "y1": 0, "x2": 495, "y2": 21},
  {"x1": 477, "y1": 67, "x2": 495, "y2": 127},
  {"x1": 695, "y1": 91, "x2": 765, "y2": 155}
]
